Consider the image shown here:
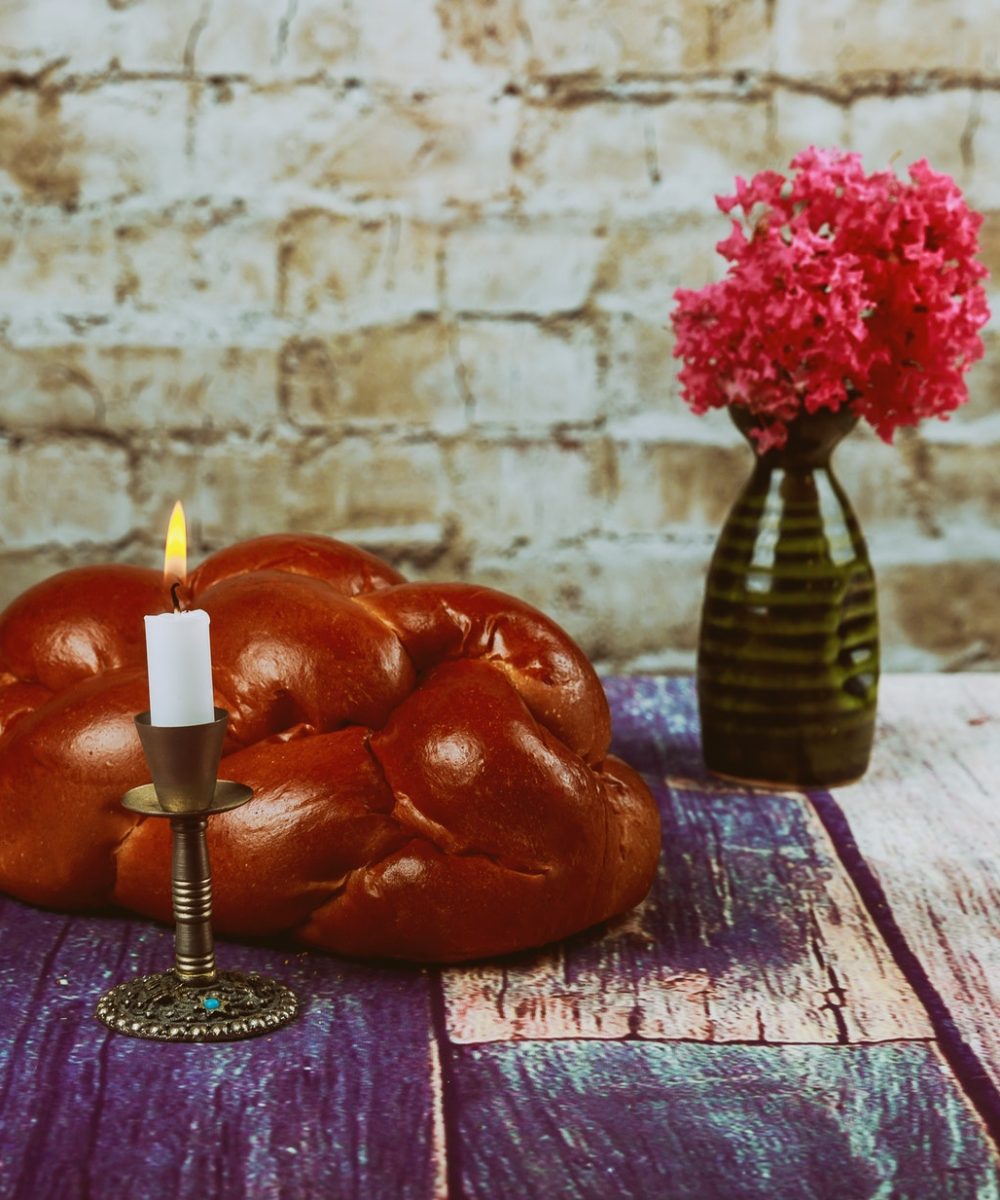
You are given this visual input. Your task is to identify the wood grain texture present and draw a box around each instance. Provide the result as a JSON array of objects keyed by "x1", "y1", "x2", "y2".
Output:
[
  {"x1": 448, "y1": 1040, "x2": 1000, "y2": 1200},
  {"x1": 0, "y1": 897, "x2": 438, "y2": 1200},
  {"x1": 443, "y1": 677, "x2": 931, "y2": 1046},
  {"x1": 829, "y1": 674, "x2": 1000, "y2": 1101}
]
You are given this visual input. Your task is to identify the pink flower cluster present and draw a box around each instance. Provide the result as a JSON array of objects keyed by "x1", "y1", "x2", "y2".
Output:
[{"x1": 671, "y1": 148, "x2": 990, "y2": 451}]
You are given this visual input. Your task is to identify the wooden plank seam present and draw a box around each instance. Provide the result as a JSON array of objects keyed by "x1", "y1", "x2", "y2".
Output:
[{"x1": 430, "y1": 967, "x2": 464, "y2": 1200}]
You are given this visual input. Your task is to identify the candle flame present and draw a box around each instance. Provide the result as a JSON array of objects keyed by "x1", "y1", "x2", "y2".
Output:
[{"x1": 163, "y1": 501, "x2": 187, "y2": 584}]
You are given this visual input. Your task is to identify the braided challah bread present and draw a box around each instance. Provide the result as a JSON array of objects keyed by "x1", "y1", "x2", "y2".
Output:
[{"x1": 0, "y1": 534, "x2": 659, "y2": 962}]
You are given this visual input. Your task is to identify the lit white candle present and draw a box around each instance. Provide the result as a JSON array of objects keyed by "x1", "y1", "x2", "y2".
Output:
[
  {"x1": 144, "y1": 609, "x2": 215, "y2": 726},
  {"x1": 144, "y1": 501, "x2": 216, "y2": 727}
]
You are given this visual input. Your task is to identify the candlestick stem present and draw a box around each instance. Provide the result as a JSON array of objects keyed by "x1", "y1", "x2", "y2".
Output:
[{"x1": 171, "y1": 815, "x2": 217, "y2": 983}]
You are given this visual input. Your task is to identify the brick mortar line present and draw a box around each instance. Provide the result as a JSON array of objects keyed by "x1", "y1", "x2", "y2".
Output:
[
  {"x1": 2, "y1": 65, "x2": 999, "y2": 102},
  {"x1": 0, "y1": 298, "x2": 994, "y2": 333},
  {"x1": 6, "y1": 530, "x2": 1000, "y2": 568},
  {"x1": 5, "y1": 419, "x2": 1000, "y2": 452},
  {"x1": 1, "y1": 194, "x2": 997, "y2": 232},
  {"x1": 530, "y1": 68, "x2": 1000, "y2": 106}
]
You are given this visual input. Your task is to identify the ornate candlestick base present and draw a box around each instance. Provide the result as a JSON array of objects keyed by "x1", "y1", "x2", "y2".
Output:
[
  {"x1": 95, "y1": 714, "x2": 299, "y2": 1043},
  {"x1": 96, "y1": 968, "x2": 298, "y2": 1043}
]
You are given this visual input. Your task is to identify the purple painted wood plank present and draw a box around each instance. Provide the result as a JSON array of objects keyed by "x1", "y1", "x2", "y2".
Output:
[
  {"x1": 448, "y1": 1040, "x2": 1000, "y2": 1200},
  {"x1": 604, "y1": 674, "x2": 704, "y2": 779},
  {"x1": 0, "y1": 896, "x2": 438, "y2": 1200}
]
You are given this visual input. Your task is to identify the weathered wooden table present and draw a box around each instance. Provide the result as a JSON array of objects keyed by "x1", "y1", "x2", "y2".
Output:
[{"x1": 1, "y1": 675, "x2": 997, "y2": 1199}]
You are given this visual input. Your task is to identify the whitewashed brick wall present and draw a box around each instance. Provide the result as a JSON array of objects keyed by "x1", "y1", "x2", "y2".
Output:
[{"x1": 0, "y1": 0, "x2": 998, "y2": 672}]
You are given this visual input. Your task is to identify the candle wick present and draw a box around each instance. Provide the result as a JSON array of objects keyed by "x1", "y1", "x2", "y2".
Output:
[{"x1": 170, "y1": 581, "x2": 184, "y2": 613}]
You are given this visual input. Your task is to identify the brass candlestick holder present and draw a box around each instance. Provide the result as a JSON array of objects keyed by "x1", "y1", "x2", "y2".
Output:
[{"x1": 96, "y1": 709, "x2": 299, "y2": 1042}]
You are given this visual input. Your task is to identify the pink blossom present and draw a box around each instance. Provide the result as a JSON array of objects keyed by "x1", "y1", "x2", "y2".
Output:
[{"x1": 671, "y1": 149, "x2": 991, "y2": 449}]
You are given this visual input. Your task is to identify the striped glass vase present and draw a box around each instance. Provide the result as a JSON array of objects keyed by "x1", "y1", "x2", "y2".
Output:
[{"x1": 697, "y1": 405, "x2": 879, "y2": 787}]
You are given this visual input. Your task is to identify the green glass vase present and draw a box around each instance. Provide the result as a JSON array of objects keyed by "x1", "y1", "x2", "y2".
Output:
[{"x1": 697, "y1": 406, "x2": 879, "y2": 787}]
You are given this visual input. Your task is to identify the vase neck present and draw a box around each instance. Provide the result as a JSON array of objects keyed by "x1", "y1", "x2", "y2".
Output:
[{"x1": 730, "y1": 406, "x2": 858, "y2": 469}]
